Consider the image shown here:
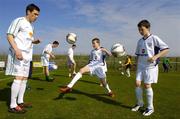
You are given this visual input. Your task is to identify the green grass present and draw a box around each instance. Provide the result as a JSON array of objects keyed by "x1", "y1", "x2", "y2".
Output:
[{"x1": 0, "y1": 67, "x2": 180, "y2": 119}]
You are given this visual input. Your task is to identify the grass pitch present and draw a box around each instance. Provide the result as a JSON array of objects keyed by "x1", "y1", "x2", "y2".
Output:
[{"x1": 0, "y1": 67, "x2": 180, "y2": 119}]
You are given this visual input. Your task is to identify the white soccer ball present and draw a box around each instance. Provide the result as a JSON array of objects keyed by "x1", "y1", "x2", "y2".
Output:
[
  {"x1": 52, "y1": 64, "x2": 58, "y2": 70},
  {"x1": 111, "y1": 43, "x2": 125, "y2": 57},
  {"x1": 119, "y1": 61, "x2": 122, "y2": 64},
  {"x1": 66, "y1": 33, "x2": 77, "y2": 44}
]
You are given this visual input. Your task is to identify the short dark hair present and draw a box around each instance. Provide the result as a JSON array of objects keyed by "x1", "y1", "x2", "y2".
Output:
[
  {"x1": 92, "y1": 37, "x2": 100, "y2": 44},
  {"x1": 127, "y1": 55, "x2": 132, "y2": 59},
  {"x1": 137, "y1": 19, "x2": 151, "y2": 28},
  {"x1": 26, "y1": 3, "x2": 40, "y2": 15},
  {"x1": 72, "y1": 44, "x2": 76, "y2": 47},
  {"x1": 53, "y1": 41, "x2": 59, "y2": 45}
]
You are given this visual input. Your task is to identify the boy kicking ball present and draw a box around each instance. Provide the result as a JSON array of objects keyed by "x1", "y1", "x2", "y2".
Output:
[
  {"x1": 60, "y1": 38, "x2": 115, "y2": 97},
  {"x1": 41, "y1": 41, "x2": 59, "y2": 81},
  {"x1": 131, "y1": 20, "x2": 169, "y2": 116}
]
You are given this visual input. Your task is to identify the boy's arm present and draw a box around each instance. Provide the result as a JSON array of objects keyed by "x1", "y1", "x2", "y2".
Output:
[
  {"x1": 124, "y1": 60, "x2": 129, "y2": 66},
  {"x1": 44, "y1": 51, "x2": 55, "y2": 58},
  {"x1": 101, "y1": 47, "x2": 112, "y2": 56},
  {"x1": 148, "y1": 49, "x2": 169, "y2": 63},
  {"x1": 88, "y1": 50, "x2": 93, "y2": 63},
  {"x1": 149, "y1": 36, "x2": 169, "y2": 63},
  {"x1": 7, "y1": 18, "x2": 23, "y2": 60},
  {"x1": 7, "y1": 34, "x2": 23, "y2": 60}
]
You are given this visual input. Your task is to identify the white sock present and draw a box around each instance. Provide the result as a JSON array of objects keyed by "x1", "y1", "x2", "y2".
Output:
[
  {"x1": 102, "y1": 79, "x2": 112, "y2": 93},
  {"x1": 126, "y1": 69, "x2": 130, "y2": 77},
  {"x1": 146, "y1": 88, "x2": 154, "y2": 110},
  {"x1": 67, "y1": 72, "x2": 82, "y2": 88},
  {"x1": 105, "y1": 83, "x2": 111, "y2": 93},
  {"x1": 135, "y1": 87, "x2": 144, "y2": 107},
  {"x1": 17, "y1": 80, "x2": 27, "y2": 104},
  {"x1": 10, "y1": 80, "x2": 22, "y2": 108}
]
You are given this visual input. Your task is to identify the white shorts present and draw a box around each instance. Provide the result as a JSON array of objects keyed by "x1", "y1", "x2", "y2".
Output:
[
  {"x1": 136, "y1": 66, "x2": 159, "y2": 84},
  {"x1": 6, "y1": 49, "x2": 31, "y2": 77},
  {"x1": 67, "y1": 58, "x2": 75, "y2": 66},
  {"x1": 41, "y1": 56, "x2": 49, "y2": 66},
  {"x1": 87, "y1": 62, "x2": 107, "y2": 79}
]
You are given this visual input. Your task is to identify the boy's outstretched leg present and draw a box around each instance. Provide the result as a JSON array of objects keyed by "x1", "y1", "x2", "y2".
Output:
[
  {"x1": 60, "y1": 66, "x2": 89, "y2": 93},
  {"x1": 60, "y1": 72, "x2": 82, "y2": 93}
]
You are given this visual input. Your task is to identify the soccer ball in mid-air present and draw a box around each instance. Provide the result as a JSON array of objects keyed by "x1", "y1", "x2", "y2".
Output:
[
  {"x1": 52, "y1": 64, "x2": 58, "y2": 70},
  {"x1": 49, "y1": 64, "x2": 58, "y2": 70},
  {"x1": 66, "y1": 33, "x2": 77, "y2": 44},
  {"x1": 111, "y1": 43, "x2": 125, "y2": 57}
]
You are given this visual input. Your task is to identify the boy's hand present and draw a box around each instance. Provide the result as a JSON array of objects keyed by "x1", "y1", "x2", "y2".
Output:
[
  {"x1": 100, "y1": 47, "x2": 106, "y2": 52},
  {"x1": 15, "y1": 48, "x2": 23, "y2": 60},
  {"x1": 148, "y1": 56, "x2": 158, "y2": 63},
  {"x1": 32, "y1": 39, "x2": 41, "y2": 44},
  {"x1": 51, "y1": 55, "x2": 55, "y2": 59}
]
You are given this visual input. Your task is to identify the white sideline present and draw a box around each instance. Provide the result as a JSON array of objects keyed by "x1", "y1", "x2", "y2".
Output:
[{"x1": 0, "y1": 73, "x2": 43, "y2": 82}]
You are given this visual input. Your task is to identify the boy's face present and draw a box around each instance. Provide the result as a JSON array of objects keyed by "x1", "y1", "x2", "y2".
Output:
[
  {"x1": 92, "y1": 40, "x2": 100, "y2": 49},
  {"x1": 138, "y1": 26, "x2": 150, "y2": 36},
  {"x1": 52, "y1": 44, "x2": 59, "y2": 48},
  {"x1": 27, "y1": 10, "x2": 39, "y2": 23}
]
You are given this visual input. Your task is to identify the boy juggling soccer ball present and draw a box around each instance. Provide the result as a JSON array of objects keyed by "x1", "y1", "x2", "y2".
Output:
[
  {"x1": 41, "y1": 41, "x2": 59, "y2": 81},
  {"x1": 5, "y1": 4, "x2": 40, "y2": 113},
  {"x1": 131, "y1": 20, "x2": 169, "y2": 116},
  {"x1": 60, "y1": 38, "x2": 115, "y2": 97},
  {"x1": 67, "y1": 44, "x2": 77, "y2": 77}
]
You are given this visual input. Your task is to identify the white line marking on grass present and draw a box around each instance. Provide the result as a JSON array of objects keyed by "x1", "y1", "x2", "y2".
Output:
[{"x1": 0, "y1": 73, "x2": 43, "y2": 82}]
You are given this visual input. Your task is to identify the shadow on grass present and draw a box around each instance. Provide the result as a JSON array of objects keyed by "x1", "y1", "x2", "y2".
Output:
[
  {"x1": 36, "y1": 88, "x2": 44, "y2": 90},
  {"x1": 0, "y1": 87, "x2": 11, "y2": 107},
  {"x1": 54, "y1": 89, "x2": 131, "y2": 109},
  {"x1": 6, "y1": 82, "x2": 12, "y2": 87},
  {"x1": 30, "y1": 77, "x2": 55, "y2": 82},
  {"x1": 79, "y1": 79, "x2": 99, "y2": 85},
  {"x1": 30, "y1": 77, "x2": 44, "y2": 81},
  {"x1": 53, "y1": 93, "x2": 77, "y2": 101},
  {"x1": 72, "y1": 89, "x2": 122, "y2": 106},
  {"x1": 52, "y1": 74, "x2": 69, "y2": 78}
]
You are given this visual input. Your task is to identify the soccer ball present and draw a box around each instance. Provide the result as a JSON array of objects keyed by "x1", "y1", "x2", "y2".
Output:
[
  {"x1": 49, "y1": 64, "x2": 58, "y2": 70},
  {"x1": 66, "y1": 33, "x2": 77, "y2": 44},
  {"x1": 111, "y1": 43, "x2": 125, "y2": 57},
  {"x1": 119, "y1": 61, "x2": 122, "y2": 64},
  {"x1": 52, "y1": 64, "x2": 58, "y2": 70}
]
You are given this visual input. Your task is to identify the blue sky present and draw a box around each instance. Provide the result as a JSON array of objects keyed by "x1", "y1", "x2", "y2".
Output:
[{"x1": 0, "y1": 0, "x2": 180, "y2": 56}]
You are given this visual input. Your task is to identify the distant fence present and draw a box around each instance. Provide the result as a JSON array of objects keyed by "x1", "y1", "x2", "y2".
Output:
[{"x1": 0, "y1": 55, "x2": 180, "y2": 72}]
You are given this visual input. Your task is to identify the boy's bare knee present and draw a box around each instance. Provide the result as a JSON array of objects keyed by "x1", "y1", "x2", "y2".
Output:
[
  {"x1": 144, "y1": 84, "x2": 151, "y2": 89},
  {"x1": 135, "y1": 81, "x2": 141, "y2": 87},
  {"x1": 79, "y1": 68, "x2": 84, "y2": 74}
]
